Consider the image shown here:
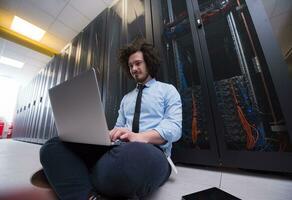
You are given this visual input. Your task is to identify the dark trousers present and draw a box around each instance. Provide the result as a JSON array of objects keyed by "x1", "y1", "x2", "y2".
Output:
[{"x1": 39, "y1": 137, "x2": 171, "y2": 200}]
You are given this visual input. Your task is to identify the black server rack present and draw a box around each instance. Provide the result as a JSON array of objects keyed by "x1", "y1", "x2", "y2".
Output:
[
  {"x1": 103, "y1": 0, "x2": 151, "y2": 129},
  {"x1": 103, "y1": 0, "x2": 126, "y2": 129},
  {"x1": 34, "y1": 67, "x2": 48, "y2": 143},
  {"x1": 152, "y1": 0, "x2": 292, "y2": 172},
  {"x1": 25, "y1": 75, "x2": 38, "y2": 141},
  {"x1": 38, "y1": 60, "x2": 54, "y2": 142},
  {"x1": 151, "y1": 0, "x2": 221, "y2": 166},
  {"x1": 87, "y1": 9, "x2": 107, "y2": 97}
]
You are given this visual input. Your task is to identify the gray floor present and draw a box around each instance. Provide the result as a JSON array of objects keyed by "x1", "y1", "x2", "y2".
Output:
[{"x1": 1, "y1": 139, "x2": 292, "y2": 200}]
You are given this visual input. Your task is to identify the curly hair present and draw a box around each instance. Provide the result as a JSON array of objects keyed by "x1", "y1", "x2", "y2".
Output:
[{"x1": 119, "y1": 38, "x2": 160, "y2": 79}]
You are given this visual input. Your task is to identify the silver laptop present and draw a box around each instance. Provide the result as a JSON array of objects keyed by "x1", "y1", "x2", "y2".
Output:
[{"x1": 48, "y1": 68, "x2": 113, "y2": 146}]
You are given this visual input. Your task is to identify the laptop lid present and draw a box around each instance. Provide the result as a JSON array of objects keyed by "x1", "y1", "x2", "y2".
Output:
[{"x1": 48, "y1": 68, "x2": 111, "y2": 146}]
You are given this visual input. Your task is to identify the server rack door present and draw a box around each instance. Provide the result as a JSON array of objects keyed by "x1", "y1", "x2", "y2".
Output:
[
  {"x1": 33, "y1": 73, "x2": 43, "y2": 139},
  {"x1": 77, "y1": 26, "x2": 92, "y2": 73},
  {"x1": 60, "y1": 45, "x2": 71, "y2": 83},
  {"x1": 192, "y1": 0, "x2": 292, "y2": 172},
  {"x1": 13, "y1": 86, "x2": 21, "y2": 138},
  {"x1": 28, "y1": 75, "x2": 40, "y2": 140},
  {"x1": 151, "y1": 0, "x2": 220, "y2": 166},
  {"x1": 33, "y1": 73, "x2": 43, "y2": 140},
  {"x1": 49, "y1": 50, "x2": 71, "y2": 139},
  {"x1": 13, "y1": 91, "x2": 21, "y2": 138},
  {"x1": 39, "y1": 60, "x2": 55, "y2": 141},
  {"x1": 47, "y1": 56, "x2": 62, "y2": 139},
  {"x1": 26, "y1": 76, "x2": 38, "y2": 140},
  {"x1": 21, "y1": 81, "x2": 29, "y2": 140},
  {"x1": 103, "y1": 0, "x2": 151, "y2": 130},
  {"x1": 67, "y1": 37, "x2": 79, "y2": 79},
  {"x1": 88, "y1": 9, "x2": 107, "y2": 99},
  {"x1": 32, "y1": 68, "x2": 47, "y2": 142},
  {"x1": 103, "y1": 0, "x2": 125, "y2": 130},
  {"x1": 37, "y1": 62, "x2": 53, "y2": 142},
  {"x1": 125, "y1": 0, "x2": 147, "y2": 42},
  {"x1": 22, "y1": 81, "x2": 32, "y2": 141},
  {"x1": 124, "y1": 0, "x2": 150, "y2": 94},
  {"x1": 20, "y1": 88, "x2": 26, "y2": 141},
  {"x1": 17, "y1": 88, "x2": 24, "y2": 140},
  {"x1": 245, "y1": 0, "x2": 292, "y2": 140}
]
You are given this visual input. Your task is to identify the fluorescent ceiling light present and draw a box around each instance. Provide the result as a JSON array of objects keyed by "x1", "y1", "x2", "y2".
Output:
[
  {"x1": 0, "y1": 56, "x2": 24, "y2": 68},
  {"x1": 10, "y1": 16, "x2": 46, "y2": 41}
]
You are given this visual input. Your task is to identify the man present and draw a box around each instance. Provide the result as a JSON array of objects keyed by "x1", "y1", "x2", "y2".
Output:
[{"x1": 40, "y1": 38, "x2": 182, "y2": 200}]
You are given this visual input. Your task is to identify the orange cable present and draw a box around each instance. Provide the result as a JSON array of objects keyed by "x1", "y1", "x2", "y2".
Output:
[{"x1": 230, "y1": 81, "x2": 258, "y2": 149}]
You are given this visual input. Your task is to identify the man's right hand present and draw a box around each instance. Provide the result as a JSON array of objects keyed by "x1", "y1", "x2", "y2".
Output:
[{"x1": 109, "y1": 128, "x2": 132, "y2": 142}]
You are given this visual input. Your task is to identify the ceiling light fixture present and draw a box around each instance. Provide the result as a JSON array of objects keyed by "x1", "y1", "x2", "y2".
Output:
[
  {"x1": 10, "y1": 16, "x2": 46, "y2": 42},
  {"x1": 0, "y1": 56, "x2": 24, "y2": 68}
]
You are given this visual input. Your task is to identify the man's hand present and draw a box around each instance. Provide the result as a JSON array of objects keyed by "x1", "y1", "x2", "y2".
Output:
[
  {"x1": 109, "y1": 128, "x2": 166, "y2": 144},
  {"x1": 109, "y1": 128, "x2": 147, "y2": 143}
]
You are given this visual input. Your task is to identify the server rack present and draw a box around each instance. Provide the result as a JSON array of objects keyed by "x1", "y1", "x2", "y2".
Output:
[
  {"x1": 151, "y1": 0, "x2": 221, "y2": 166},
  {"x1": 87, "y1": 9, "x2": 107, "y2": 97},
  {"x1": 25, "y1": 75, "x2": 38, "y2": 141},
  {"x1": 38, "y1": 60, "x2": 54, "y2": 142},
  {"x1": 33, "y1": 66, "x2": 49, "y2": 143},
  {"x1": 103, "y1": 0, "x2": 152, "y2": 129},
  {"x1": 152, "y1": 0, "x2": 292, "y2": 172}
]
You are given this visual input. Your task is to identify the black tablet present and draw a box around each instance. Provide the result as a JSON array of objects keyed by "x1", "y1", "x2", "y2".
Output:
[{"x1": 182, "y1": 187, "x2": 241, "y2": 200}]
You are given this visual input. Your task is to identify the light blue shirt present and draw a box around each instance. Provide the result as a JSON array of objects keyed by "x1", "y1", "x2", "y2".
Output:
[{"x1": 115, "y1": 78, "x2": 182, "y2": 156}]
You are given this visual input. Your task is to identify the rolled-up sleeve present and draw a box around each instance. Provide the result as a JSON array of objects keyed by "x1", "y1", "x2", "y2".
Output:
[
  {"x1": 115, "y1": 97, "x2": 126, "y2": 128},
  {"x1": 154, "y1": 85, "x2": 182, "y2": 150}
]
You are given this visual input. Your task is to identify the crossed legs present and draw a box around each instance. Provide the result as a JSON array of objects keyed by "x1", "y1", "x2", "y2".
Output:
[{"x1": 40, "y1": 137, "x2": 170, "y2": 200}]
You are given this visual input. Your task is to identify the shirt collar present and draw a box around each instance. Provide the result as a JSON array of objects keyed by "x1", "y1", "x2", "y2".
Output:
[{"x1": 136, "y1": 78, "x2": 156, "y2": 89}]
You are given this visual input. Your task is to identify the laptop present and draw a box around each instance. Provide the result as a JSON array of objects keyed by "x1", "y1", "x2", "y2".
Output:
[{"x1": 48, "y1": 68, "x2": 114, "y2": 146}]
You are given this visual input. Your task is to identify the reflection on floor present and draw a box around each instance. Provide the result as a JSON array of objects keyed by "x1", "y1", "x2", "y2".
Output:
[
  {"x1": 0, "y1": 139, "x2": 56, "y2": 200},
  {"x1": 0, "y1": 139, "x2": 292, "y2": 200}
]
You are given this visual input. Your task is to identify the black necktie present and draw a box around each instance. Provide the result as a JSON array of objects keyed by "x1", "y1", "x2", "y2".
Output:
[{"x1": 132, "y1": 84, "x2": 145, "y2": 133}]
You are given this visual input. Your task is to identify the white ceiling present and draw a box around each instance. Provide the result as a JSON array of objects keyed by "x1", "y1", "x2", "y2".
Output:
[
  {"x1": 0, "y1": 0, "x2": 116, "y2": 86},
  {"x1": 0, "y1": 38, "x2": 51, "y2": 84}
]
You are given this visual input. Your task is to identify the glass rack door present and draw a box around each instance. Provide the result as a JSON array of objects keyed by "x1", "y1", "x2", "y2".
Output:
[{"x1": 152, "y1": 0, "x2": 220, "y2": 165}]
